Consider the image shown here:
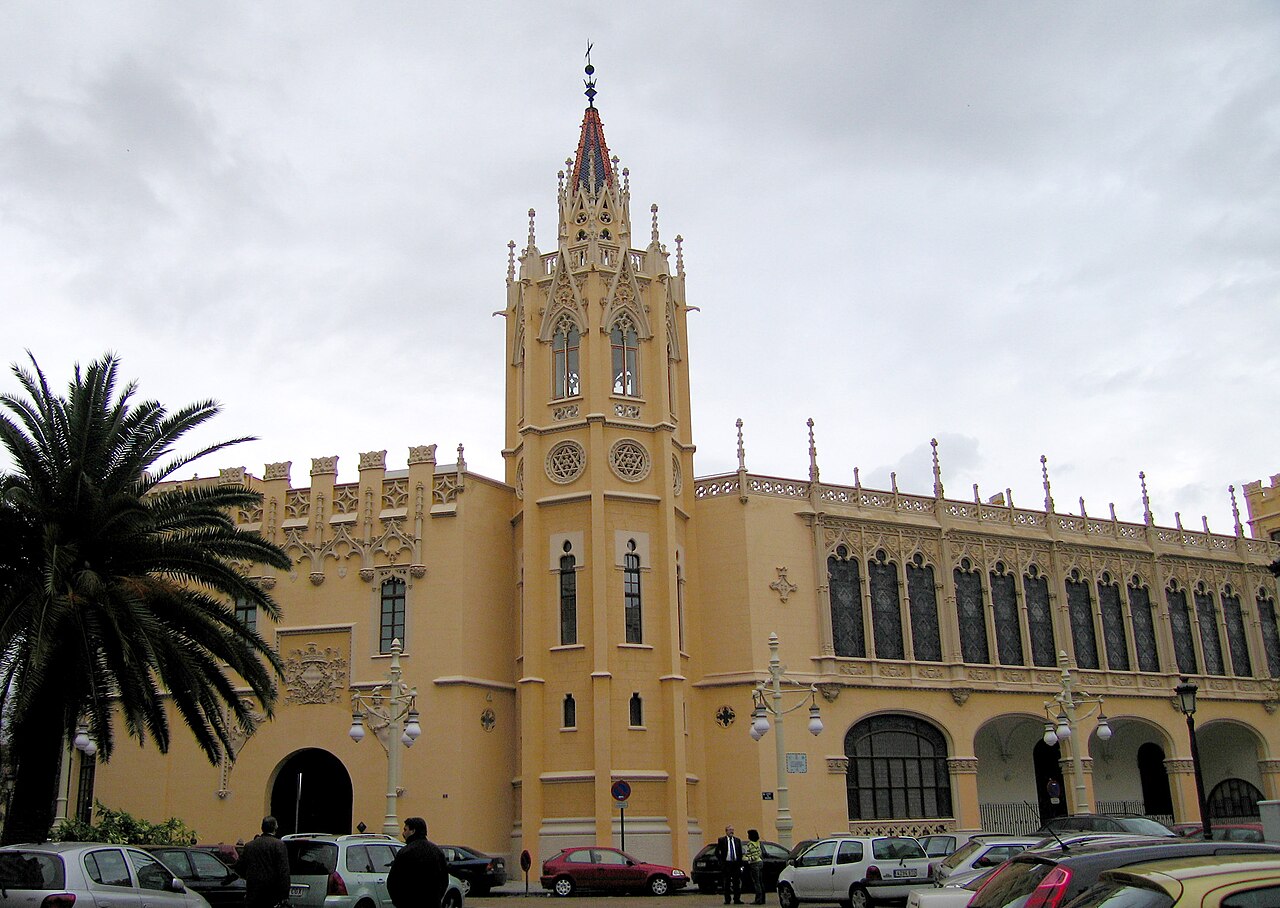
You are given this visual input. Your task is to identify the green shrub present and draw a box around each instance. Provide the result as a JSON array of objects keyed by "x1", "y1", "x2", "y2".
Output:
[{"x1": 52, "y1": 802, "x2": 196, "y2": 845}]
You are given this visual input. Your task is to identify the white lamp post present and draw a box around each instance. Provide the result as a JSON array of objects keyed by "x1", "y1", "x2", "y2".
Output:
[
  {"x1": 349, "y1": 639, "x2": 420, "y2": 837},
  {"x1": 749, "y1": 633, "x2": 823, "y2": 849},
  {"x1": 1041, "y1": 651, "x2": 1111, "y2": 814}
]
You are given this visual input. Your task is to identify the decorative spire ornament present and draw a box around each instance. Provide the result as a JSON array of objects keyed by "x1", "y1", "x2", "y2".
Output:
[
  {"x1": 1140, "y1": 471, "x2": 1153, "y2": 525},
  {"x1": 507, "y1": 240, "x2": 516, "y2": 281},
  {"x1": 675, "y1": 235, "x2": 684, "y2": 275},
  {"x1": 583, "y1": 41, "x2": 597, "y2": 107},
  {"x1": 527, "y1": 209, "x2": 536, "y2": 249},
  {"x1": 651, "y1": 204, "x2": 660, "y2": 244},
  {"x1": 807, "y1": 418, "x2": 819, "y2": 484},
  {"x1": 1041, "y1": 455, "x2": 1055, "y2": 513},
  {"x1": 1230, "y1": 485, "x2": 1243, "y2": 537},
  {"x1": 735, "y1": 418, "x2": 747, "y2": 472},
  {"x1": 931, "y1": 438, "x2": 944, "y2": 499}
]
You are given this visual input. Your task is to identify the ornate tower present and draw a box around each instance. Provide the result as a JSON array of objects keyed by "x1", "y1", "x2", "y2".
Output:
[{"x1": 502, "y1": 61, "x2": 698, "y2": 864}]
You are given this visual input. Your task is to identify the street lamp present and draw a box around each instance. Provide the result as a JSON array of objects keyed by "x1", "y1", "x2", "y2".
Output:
[
  {"x1": 1041, "y1": 651, "x2": 1112, "y2": 814},
  {"x1": 349, "y1": 638, "x2": 420, "y2": 837},
  {"x1": 1174, "y1": 678, "x2": 1211, "y2": 840},
  {"x1": 749, "y1": 633, "x2": 823, "y2": 849}
]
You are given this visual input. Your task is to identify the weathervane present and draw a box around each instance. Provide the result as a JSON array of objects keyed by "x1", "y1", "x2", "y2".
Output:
[{"x1": 584, "y1": 40, "x2": 597, "y2": 107}]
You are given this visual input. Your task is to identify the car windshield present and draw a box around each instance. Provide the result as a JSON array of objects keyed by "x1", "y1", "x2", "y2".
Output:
[
  {"x1": 0, "y1": 852, "x2": 64, "y2": 889},
  {"x1": 286, "y1": 841, "x2": 338, "y2": 876},
  {"x1": 1067, "y1": 880, "x2": 1173, "y2": 908},
  {"x1": 967, "y1": 859, "x2": 1053, "y2": 908},
  {"x1": 1113, "y1": 818, "x2": 1174, "y2": 837},
  {"x1": 941, "y1": 841, "x2": 986, "y2": 871}
]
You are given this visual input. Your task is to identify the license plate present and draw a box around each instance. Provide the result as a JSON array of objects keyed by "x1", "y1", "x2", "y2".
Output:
[
  {"x1": 893, "y1": 870, "x2": 917, "y2": 878},
  {"x1": 290, "y1": 886, "x2": 307, "y2": 897}
]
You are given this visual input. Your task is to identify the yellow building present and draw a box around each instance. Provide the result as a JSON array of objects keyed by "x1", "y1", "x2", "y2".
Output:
[{"x1": 90, "y1": 75, "x2": 1280, "y2": 871}]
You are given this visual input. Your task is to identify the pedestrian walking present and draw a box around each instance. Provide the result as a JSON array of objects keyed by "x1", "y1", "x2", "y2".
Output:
[
  {"x1": 387, "y1": 817, "x2": 449, "y2": 908},
  {"x1": 743, "y1": 829, "x2": 766, "y2": 904},
  {"x1": 715, "y1": 825, "x2": 744, "y2": 904},
  {"x1": 234, "y1": 817, "x2": 291, "y2": 908}
]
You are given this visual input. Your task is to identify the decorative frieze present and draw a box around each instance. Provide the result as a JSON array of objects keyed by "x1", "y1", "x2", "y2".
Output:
[
  {"x1": 948, "y1": 757, "x2": 979, "y2": 774},
  {"x1": 827, "y1": 757, "x2": 849, "y2": 773},
  {"x1": 553, "y1": 405, "x2": 579, "y2": 421}
]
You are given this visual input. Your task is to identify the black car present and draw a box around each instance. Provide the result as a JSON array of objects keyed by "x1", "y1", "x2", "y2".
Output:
[
  {"x1": 147, "y1": 845, "x2": 247, "y2": 908},
  {"x1": 440, "y1": 844, "x2": 507, "y2": 896},
  {"x1": 692, "y1": 840, "x2": 792, "y2": 894},
  {"x1": 1036, "y1": 814, "x2": 1177, "y2": 838},
  {"x1": 967, "y1": 835, "x2": 1280, "y2": 908}
]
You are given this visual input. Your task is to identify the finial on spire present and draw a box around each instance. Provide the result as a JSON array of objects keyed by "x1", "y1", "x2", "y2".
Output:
[
  {"x1": 1006, "y1": 488, "x2": 1014, "y2": 508},
  {"x1": 457, "y1": 443, "x2": 467, "y2": 472},
  {"x1": 1079, "y1": 497, "x2": 1087, "y2": 517},
  {"x1": 1139, "y1": 471, "x2": 1153, "y2": 525},
  {"x1": 651, "y1": 203, "x2": 660, "y2": 244},
  {"x1": 1175, "y1": 511, "x2": 1183, "y2": 531},
  {"x1": 931, "y1": 438, "x2": 944, "y2": 499},
  {"x1": 507, "y1": 240, "x2": 516, "y2": 281},
  {"x1": 584, "y1": 41, "x2": 597, "y2": 108},
  {"x1": 891, "y1": 472, "x2": 899, "y2": 494},
  {"x1": 1202, "y1": 515, "x2": 1211, "y2": 535},
  {"x1": 675, "y1": 235, "x2": 684, "y2": 275},
  {"x1": 1041, "y1": 455, "x2": 1055, "y2": 513},
  {"x1": 527, "y1": 209, "x2": 536, "y2": 248},
  {"x1": 853, "y1": 467, "x2": 861, "y2": 491},
  {"x1": 1109, "y1": 502, "x2": 1117, "y2": 521},
  {"x1": 807, "y1": 418, "x2": 819, "y2": 484},
  {"x1": 735, "y1": 418, "x2": 746, "y2": 472},
  {"x1": 973, "y1": 483, "x2": 981, "y2": 504},
  {"x1": 1231, "y1": 485, "x2": 1243, "y2": 537}
]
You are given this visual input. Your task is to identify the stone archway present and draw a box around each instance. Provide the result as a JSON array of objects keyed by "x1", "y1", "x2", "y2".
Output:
[{"x1": 269, "y1": 748, "x2": 353, "y2": 835}]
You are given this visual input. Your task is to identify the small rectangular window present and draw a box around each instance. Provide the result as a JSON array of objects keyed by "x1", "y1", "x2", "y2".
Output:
[
  {"x1": 624, "y1": 552, "x2": 642, "y2": 644},
  {"x1": 380, "y1": 578, "x2": 406, "y2": 653},
  {"x1": 234, "y1": 597, "x2": 257, "y2": 635}
]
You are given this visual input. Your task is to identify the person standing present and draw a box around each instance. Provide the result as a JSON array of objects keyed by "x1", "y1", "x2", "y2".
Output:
[
  {"x1": 715, "y1": 825, "x2": 744, "y2": 905},
  {"x1": 387, "y1": 816, "x2": 449, "y2": 908},
  {"x1": 743, "y1": 829, "x2": 766, "y2": 904},
  {"x1": 234, "y1": 817, "x2": 290, "y2": 908}
]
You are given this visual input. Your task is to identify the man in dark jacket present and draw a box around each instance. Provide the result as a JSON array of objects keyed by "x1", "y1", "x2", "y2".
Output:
[
  {"x1": 387, "y1": 816, "x2": 448, "y2": 908},
  {"x1": 235, "y1": 816, "x2": 291, "y2": 908},
  {"x1": 715, "y1": 825, "x2": 744, "y2": 905}
]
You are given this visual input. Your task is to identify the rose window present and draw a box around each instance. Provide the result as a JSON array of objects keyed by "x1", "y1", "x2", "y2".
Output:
[
  {"x1": 609, "y1": 439, "x2": 651, "y2": 482},
  {"x1": 545, "y1": 440, "x2": 586, "y2": 484}
]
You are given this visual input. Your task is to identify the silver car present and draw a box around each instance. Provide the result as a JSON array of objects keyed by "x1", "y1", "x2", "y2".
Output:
[
  {"x1": 0, "y1": 841, "x2": 211, "y2": 908},
  {"x1": 283, "y1": 835, "x2": 462, "y2": 908}
]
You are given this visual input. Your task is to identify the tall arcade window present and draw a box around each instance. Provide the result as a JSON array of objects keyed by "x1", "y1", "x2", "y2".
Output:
[
  {"x1": 830, "y1": 547, "x2": 865, "y2": 658},
  {"x1": 624, "y1": 540, "x2": 643, "y2": 644},
  {"x1": 610, "y1": 313, "x2": 639, "y2": 396},
  {"x1": 1065, "y1": 570, "x2": 1099, "y2": 670},
  {"x1": 1259, "y1": 589, "x2": 1280, "y2": 678},
  {"x1": 906, "y1": 554, "x2": 942, "y2": 662},
  {"x1": 1098, "y1": 573, "x2": 1130, "y2": 671},
  {"x1": 1024, "y1": 566, "x2": 1056, "y2": 667},
  {"x1": 552, "y1": 315, "x2": 581, "y2": 399},
  {"x1": 234, "y1": 596, "x2": 257, "y2": 635},
  {"x1": 955, "y1": 559, "x2": 989, "y2": 664},
  {"x1": 559, "y1": 543, "x2": 578, "y2": 646},
  {"x1": 990, "y1": 563, "x2": 1024, "y2": 666},
  {"x1": 1222, "y1": 586, "x2": 1253, "y2": 677},
  {"x1": 380, "y1": 577, "x2": 406, "y2": 653},
  {"x1": 845, "y1": 715, "x2": 952, "y2": 821},
  {"x1": 869, "y1": 551, "x2": 904, "y2": 660},
  {"x1": 563, "y1": 694, "x2": 577, "y2": 729},
  {"x1": 1194, "y1": 582, "x2": 1225, "y2": 676},
  {"x1": 1167, "y1": 581, "x2": 1198, "y2": 675},
  {"x1": 1129, "y1": 577, "x2": 1160, "y2": 672}
]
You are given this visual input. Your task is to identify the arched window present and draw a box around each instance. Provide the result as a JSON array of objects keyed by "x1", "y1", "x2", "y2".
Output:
[
  {"x1": 559, "y1": 542, "x2": 577, "y2": 646},
  {"x1": 1221, "y1": 586, "x2": 1252, "y2": 677},
  {"x1": 1129, "y1": 577, "x2": 1160, "y2": 672},
  {"x1": 1025, "y1": 565, "x2": 1056, "y2": 667},
  {"x1": 1065, "y1": 569, "x2": 1099, "y2": 670},
  {"x1": 1097, "y1": 573, "x2": 1129, "y2": 671},
  {"x1": 629, "y1": 692, "x2": 643, "y2": 727},
  {"x1": 906, "y1": 554, "x2": 942, "y2": 662},
  {"x1": 676, "y1": 562, "x2": 686, "y2": 652},
  {"x1": 610, "y1": 313, "x2": 639, "y2": 397},
  {"x1": 990, "y1": 562, "x2": 1024, "y2": 666},
  {"x1": 1208, "y1": 778, "x2": 1263, "y2": 820},
  {"x1": 380, "y1": 577, "x2": 406, "y2": 653},
  {"x1": 955, "y1": 559, "x2": 989, "y2": 664},
  {"x1": 845, "y1": 715, "x2": 952, "y2": 821},
  {"x1": 829, "y1": 547, "x2": 865, "y2": 658},
  {"x1": 624, "y1": 540, "x2": 642, "y2": 644},
  {"x1": 1167, "y1": 581, "x2": 1198, "y2": 674},
  {"x1": 1194, "y1": 581, "x2": 1225, "y2": 676},
  {"x1": 1258, "y1": 589, "x2": 1280, "y2": 678},
  {"x1": 869, "y1": 550, "x2": 904, "y2": 660},
  {"x1": 552, "y1": 316, "x2": 581, "y2": 399},
  {"x1": 563, "y1": 694, "x2": 577, "y2": 729},
  {"x1": 234, "y1": 596, "x2": 257, "y2": 635}
]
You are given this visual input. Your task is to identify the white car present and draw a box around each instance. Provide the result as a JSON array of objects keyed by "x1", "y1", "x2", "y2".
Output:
[
  {"x1": 778, "y1": 837, "x2": 932, "y2": 908},
  {"x1": 0, "y1": 841, "x2": 212, "y2": 908},
  {"x1": 930, "y1": 836, "x2": 1039, "y2": 883},
  {"x1": 904, "y1": 866, "x2": 1000, "y2": 908}
]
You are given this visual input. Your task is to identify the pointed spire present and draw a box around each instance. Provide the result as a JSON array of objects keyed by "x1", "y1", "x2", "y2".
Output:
[
  {"x1": 1041, "y1": 455, "x2": 1055, "y2": 513},
  {"x1": 1140, "y1": 471, "x2": 1153, "y2": 525},
  {"x1": 651, "y1": 204, "x2": 660, "y2": 244},
  {"x1": 675, "y1": 235, "x2": 684, "y2": 276},
  {"x1": 807, "y1": 418, "x2": 819, "y2": 484},
  {"x1": 1231, "y1": 485, "x2": 1243, "y2": 537},
  {"x1": 507, "y1": 240, "x2": 516, "y2": 281},
  {"x1": 527, "y1": 209, "x2": 537, "y2": 249},
  {"x1": 735, "y1": 418, "x2": 747, "y2": 472},
  {"x1": 571, "y1": 54, "x2": 613, "y2": 196},
  {"x1": 931, "y1": 438, "x2": 944, "y2": 499}
]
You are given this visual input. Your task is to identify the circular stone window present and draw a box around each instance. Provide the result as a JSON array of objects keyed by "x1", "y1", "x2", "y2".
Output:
[
  {"x1": 609, "y1": 439, "x2": 651, "y2": 482},
  {"x1": 545, "y1": 440, "x2": 586, "y2": 485},
  {"x1": 672, "y1": 454, "x2": 683, "y2": 495},
  {"x1": 514, "y1": 459, "x2": 524, "y2": 500}
]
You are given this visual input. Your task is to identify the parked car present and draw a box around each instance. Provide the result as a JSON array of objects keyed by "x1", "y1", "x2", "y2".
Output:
[
  {"x1": 1069, "y1": 853, "x2": 1280, "y2": 908},
  {"x1": 931, "y1": 836, "x2": 1040, "y2": 884},
  {"x1": 284, "y1": 834, "x2": 463, "y2": 908},
  {"x1": 777, "y1": 836, "x2": 933, "y2": 908},
  {"x1": 1170, "y1": 822, "x2": 1265, "y2": 843},
  {"x1": 918, "y1": 836, "x2": 965, "y2": 859},
  {"x1": 906, "y1": 866, "x2": 1001, "y2": 908},
  {"x1": 692, "y1": 839, "x2": 792, "y2": 893},
  {"x1": 1036, "y1": 814, "x2": 1177, "y2": 838},
  {"x1": 194, "y1": 844, "x2": 242, "y2": 867},
  {"x1": 439, "y1": 845, "x2": 506, "y2": 896},
  {"x1": 539, "y1": 846, "x2": 688, "y2": 896},
  {"x1": 967, "y1": 835, "x2": 1280, "y2": 908},
  {"x1": 148, "y1": 845, "x2": 248, "y2": 908},
  {"x1": 0, "y1": 841, "x2": 210, "y2": 908}
]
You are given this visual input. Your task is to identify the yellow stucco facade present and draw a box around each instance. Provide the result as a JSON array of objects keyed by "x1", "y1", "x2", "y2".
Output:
[{"x1": 89, "y1": 88, "x2": 1280, "y2": 872}]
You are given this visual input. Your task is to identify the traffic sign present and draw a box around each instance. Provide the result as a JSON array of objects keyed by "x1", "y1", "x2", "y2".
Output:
[{"x1": 611, "y1": 779, "x2": 632, "y2": 803}]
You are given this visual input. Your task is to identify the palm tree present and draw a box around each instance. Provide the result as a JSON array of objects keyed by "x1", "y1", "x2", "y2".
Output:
[{"x1": 0, "y1": 352, "x2": 291, "y2": 844}]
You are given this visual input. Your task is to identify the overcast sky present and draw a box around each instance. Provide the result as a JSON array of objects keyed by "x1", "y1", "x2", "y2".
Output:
[{"x1": 2, "y1": 3, "x2": 1277, "y2": 535}]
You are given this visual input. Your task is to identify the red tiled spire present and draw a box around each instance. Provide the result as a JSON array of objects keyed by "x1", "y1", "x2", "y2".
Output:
[{"x1": 571, "y1": 106, "x2": 613, "y2": 195}]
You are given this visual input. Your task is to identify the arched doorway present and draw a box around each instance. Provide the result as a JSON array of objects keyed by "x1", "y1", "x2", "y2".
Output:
[
  {"x1": 1033, "y1": 740, "x2": 1065, "y2": 824},
  {"x1": 1137, "y1": 743, "x2": 1173, "y2": 816},
  {"x1": 270, "y1": 749, "x2": 353, "y2": 835}
]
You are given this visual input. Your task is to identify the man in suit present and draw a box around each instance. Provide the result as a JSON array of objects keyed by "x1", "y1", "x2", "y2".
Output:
[
  {"x1": 715, "y1": 825, "x2": 744, "y2": 904},
  {"x1": 234, "y1": 816, "x2": 290, "y2": 908}
]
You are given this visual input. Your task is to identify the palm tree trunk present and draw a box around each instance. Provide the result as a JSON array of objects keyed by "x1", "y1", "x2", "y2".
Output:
[{"x1": 1, "y1": 707, "x2": 66, "y2": 844}]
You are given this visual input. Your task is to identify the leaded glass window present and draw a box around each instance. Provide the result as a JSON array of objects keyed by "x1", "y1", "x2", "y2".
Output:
[
  {"x1": 380, "y1": 577, "x2": 406, "y2": 654},
  {"x1": 1259, "y1": 590, "x2": 1280, "y2": 678},
  {"x1": 1167, "y1": 583, "x2": 1198, "y2": 675},
  {"x1": 955, "y1": 560, "x2": 989, "y2": 664},
  {"x1": 907, "y1": 555, "x2": 942, "y2": 662},
  {"x1": 552, "y1": 316, "x2": 580, "y2": 399},
  {"x1": 990, "y1": 564, "x2": 1024, "y2": 666},
  {"x1": 1098, "y1": 574, "x2": 1130, "y2": 671},
  {"x1": 869, "y1": 551, "x2": 904, "y2": 660},
  {"x1": 559, "y1": 544, "x2": 577, "y2": 646},
  {"x1": 845, "y1": 715, "x2": 952, "y2": 821},
  {"x1": 624, "y1": 541, "x2": 642, "y2": 644},
  {"x1": 1066, "y1": 571, "x2": 1099, "y2": 670},
  {"x1": 1129, "y1": 578, "x2": 1160, "y2": 673},
  {"x1": 1024, "y1": 566, "x2": 1056, "y2": 667},
  {"x1": 610, "y1": 313, "x2": 639, "y2": 396},
  {"x1": 1222, "y1": 586, "x2": 1252, "y2": 678},
  {"x1": 1194, "y1": 583, "x2": 1224, "y2": 676},
  {"x1": 830, "y1": 548, "x2": 865, "y2": 658}
]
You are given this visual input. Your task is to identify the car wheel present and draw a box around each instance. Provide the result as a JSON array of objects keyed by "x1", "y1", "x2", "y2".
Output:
[
  {"x1": 778, "y1": 883, "x2": 798, "y2": 908},
  {"x1": 459, "y1": 878, "x2": 472, "y2": 897},
  {"x1": 649, "y1": 876, "x2": 671, "y2": 896},
  {"x1": 847, "y1": 885, "x2": 872, "y2": 908},
  {"x1": 553, "y1": 876, "x2": 575, "y2": 897},
  {"x1": 442, "y1": 891, "x2": 462, "y2": 908}
]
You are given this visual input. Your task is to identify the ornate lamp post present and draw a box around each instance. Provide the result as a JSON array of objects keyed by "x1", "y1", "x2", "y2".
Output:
[
  {"x1": 749, "y1": 633, "x2": 823, "y2": 849},
  {"x1": 1174, "y1": 678, "x2": 1211, "y2": 839},
  {"x1": 1041, "y1": 651, "x2": 1112, "y2": 814},
  {"x1": 349, "y1": 639, "x2": 421, "y2": 837}
]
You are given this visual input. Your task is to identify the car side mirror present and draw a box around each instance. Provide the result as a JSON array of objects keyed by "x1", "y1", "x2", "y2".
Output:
[{"x1": 166, "y1": 878, "x2": 187, "y2": 893}]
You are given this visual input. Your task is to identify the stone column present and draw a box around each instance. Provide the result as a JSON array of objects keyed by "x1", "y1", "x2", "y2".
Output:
[{"x1": 948, "y1": 757, "x2": 981, "y2": 831}]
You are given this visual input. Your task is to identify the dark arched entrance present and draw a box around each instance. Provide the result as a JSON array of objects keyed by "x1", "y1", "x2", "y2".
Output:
[
  {"x1": 1033, "y1": 740, "x2": 1065, "y2": 824},
  {"x1": 270, "y1": 749, "x2": 353, "y2": 835},
  {"x1": 1138, "y1": 743, "x2": 1173, "y2": 816}
]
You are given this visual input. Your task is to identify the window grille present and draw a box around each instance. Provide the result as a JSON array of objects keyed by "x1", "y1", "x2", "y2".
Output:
[
  {"x1": 1098, "y1": 576, "x2": 1130, "y2": 671},
  {"x1": 955, "y1": 562, "x2": 989, "y2": 664},
  {"x1": 1167, "y1": 584, "x2": 1198, "y2": 675},
  {"x1": 1024, "y1": 569, "x2": 1056, "y2": 667},
  {"x1": 845, "y1": 715, "x2": 952, "y2": 821},
  {"x1": 830, "y1": 549, "x2": 865, "y2": 658},
  {"x1": 869, "y1": 552, "x2": 904, "y2": 660},
  {"x1": 1065, "y1": 573, "x2": 1099, "y2": 670},
  {"x1": 1194, "y1": 584, "x2": 1225, "y2": 676},
  {"x1": 1129, "y1": 580, "x2": 1160, "y2": 672},
  {"x1": 991, "y1": 567, "x2": 1024, "y2": 666},
  {"x1": 906, "y1": 556, "x2": 942, "y2": 662},
  {"x1": 1222, "y1": 587, "x2": 1252, "y2": 677},
  {"x1": 1258, "y1": 591, "x2": 1280, "y2": 678}
]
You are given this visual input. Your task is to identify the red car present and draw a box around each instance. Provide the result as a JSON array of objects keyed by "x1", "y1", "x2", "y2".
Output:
[{"x1": 540, "y1": 846, "x2": 689, "y2": 896}]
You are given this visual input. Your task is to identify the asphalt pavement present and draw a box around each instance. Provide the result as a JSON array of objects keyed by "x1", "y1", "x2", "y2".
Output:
[{"x1": 473, "y1": 880, "x2": 776, "y2": 905}]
